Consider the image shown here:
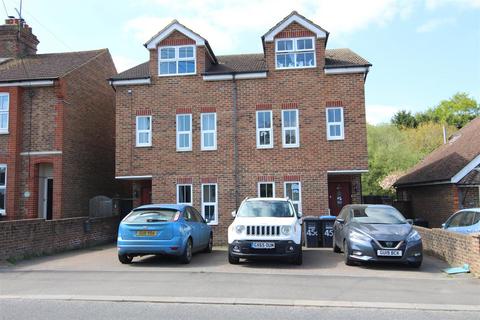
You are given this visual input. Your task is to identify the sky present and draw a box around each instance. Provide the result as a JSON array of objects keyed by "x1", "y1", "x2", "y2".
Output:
[{"x1": 3, "y1": 0, "x2": 479, "y2": 124}]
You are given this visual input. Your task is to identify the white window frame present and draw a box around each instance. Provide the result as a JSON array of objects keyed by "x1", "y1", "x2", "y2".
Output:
[
  {"x1": 326, "y1": 107, "x2": 344, "y2": 140},
  {"x1": 281, "y1": 109, "x2": 299, "y2": 148},
  {"x1": 275, "y1": 37, "x2": 316, "y2": 70},
  {"x1": 0, "y1": 93, "x2": 9, "y2": 134},
  {"x1": 201, "y1": 183, "x2": 218, "y2": 225},
  {"x1": 135, "y1": 115, "x2": 152, "y2": 147},
  {"x1": 176, "y1": 184, "x2": 193, "y2": 206},
  {"x1": 158, "y1": 45, "x2": 196, "y2": 76},
  {"x1": 176, "y1": 114, "x2": 192, "y2": 151},
  {"x1": 284, "y1": 181, "x2": 302, "y2": 214},
  {"x1": 0, "y1": 164, "x2": 6, "y2": 216},
  {"x1": 257, "y1": 182, "x2": 275, "y2": 198},
  {"x1": 256, "y1": 110, "x2": 273, "y2": 149},
  {"x1": 201, "y1": 113, "x2": 217, "y2": 151}
]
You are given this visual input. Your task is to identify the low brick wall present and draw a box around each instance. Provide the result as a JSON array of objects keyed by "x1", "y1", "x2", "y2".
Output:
[
  {"x1": 0, "y1": 216, "x2": 121, "y2": 262},
  {"x1": 415, "y1": 226, "x2": 480, "y2": 276}
]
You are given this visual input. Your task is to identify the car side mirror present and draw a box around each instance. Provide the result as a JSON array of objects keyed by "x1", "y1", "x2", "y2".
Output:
[
  {"x1": 297, "y1": 211, "x2": 303, "y2": 218},
  {"x1": 441, "y1": 223, "x2": 446, "y2": 229},
  {"x1": 336, "y1": 218, "x2": 345, "y2": 224},
  {"x1": 406, "y1": 219, "x2": 413, "y2": 225},
  {"x1": 205, "y1": 218, "x2": 211, "y2": 224},
  {"x1": 231, "y1": 210, "x2": 237, "y2": 218}
]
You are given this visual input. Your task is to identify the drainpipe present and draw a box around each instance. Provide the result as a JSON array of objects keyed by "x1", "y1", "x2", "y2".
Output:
[{"x1": 232, "y1": 74, "x2": 240, "y2": 208}]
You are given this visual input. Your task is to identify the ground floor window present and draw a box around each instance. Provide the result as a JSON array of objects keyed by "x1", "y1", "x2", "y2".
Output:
[
  {"x1": 177, "y1": 184, "x2": 192, "y2": 205},
  {"x1": 201, "y1": 184, "x2": 218, "y2": 224},
  {"x1": 0, "y1": 164, "x2": 5, "y2": 215},
  {"x1": 285, "y1": 181, "x2": 301, "y2": 213},
  {"x1": 258, "y1": 182, "x2": 275, "y2": 198}
]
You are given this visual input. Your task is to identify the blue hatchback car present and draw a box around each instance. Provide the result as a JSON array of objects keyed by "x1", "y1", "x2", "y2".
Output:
[{"x1": 117, "y1": 204, "x2": 213, "y2": 264}]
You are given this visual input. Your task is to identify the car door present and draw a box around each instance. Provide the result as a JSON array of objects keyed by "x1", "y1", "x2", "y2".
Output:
[
  {"x1": 183, "y1": 208, "x2": 201, "y2": 248},
  {"x1": 458, "y1": 211, "x2": 476, "y2": 233},
  {"x1": 445, "y1": 211, "x2": 466, "y2": 233},
  {"x1": 334, "y1": 207, "x2": 349, "y2": 247},
  {"x1": 191, "y1": 207, "x2": 209, "y2": 247}
]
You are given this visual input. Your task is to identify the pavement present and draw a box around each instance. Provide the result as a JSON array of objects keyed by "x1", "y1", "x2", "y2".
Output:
[{"x1": 1, "y1": 244, "x2": 479, "y2": 319}]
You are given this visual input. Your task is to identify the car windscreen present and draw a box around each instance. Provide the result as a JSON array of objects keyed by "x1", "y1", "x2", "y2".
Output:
[
  {"x1": 351, "y1": 207, "x2": 406, "y2": 224},
  {"x1": 124, "y1": 209, "x2": 179, "y2": 223},
  {"x1": 236, "y1": 201, "x2": 294, "y2": 218}
]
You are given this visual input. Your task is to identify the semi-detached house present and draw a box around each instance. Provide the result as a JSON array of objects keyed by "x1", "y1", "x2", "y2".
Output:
[{"x1": 110, "y1": 11, "x2": 372, "y2": 243}]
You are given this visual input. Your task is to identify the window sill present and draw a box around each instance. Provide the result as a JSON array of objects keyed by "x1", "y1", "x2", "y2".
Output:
[
  {"x1": 327, "y1": 137, "x2": 345, "y2": 141},
  {"x1": 135, "y1": 145, "x2": 152, "y2": 148},
  {"x1": 176, "y1": 149, "x2": 192, "y2": 152},
  {"x1": 0, "y1": 131, "x2": 9, "y2": 135},
  {"x1": 283, "y1": 145, "x2": 300, "y2": 148},
  {"x1": 207, "y1": 222, "x2": 218, "y2": 226},
  {"x1": 256, "y1": 145, "x2": 274, "y2": 149},
  {"x1": 201, "y1": 148, "x2": 217, "y2": 151}
]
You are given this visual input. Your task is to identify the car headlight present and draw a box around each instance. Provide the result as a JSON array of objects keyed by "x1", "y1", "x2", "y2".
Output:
[
  {"x1": 281, "y1": 226, "x2": 291, "y2": 235},
  {"x1": 235, "y1": 225, "x2": 245, "y2": 234},
  {"x1": 407, "y1": 230, "x2": 421, "y2": 242},
  {"x1": 349, "y1": 230, "x2": 371, "y2": 243}
]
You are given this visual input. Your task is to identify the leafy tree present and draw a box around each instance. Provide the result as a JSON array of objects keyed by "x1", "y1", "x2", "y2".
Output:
[{"x1": 391, "y1": 110, "x2": 418, "y2": 129}]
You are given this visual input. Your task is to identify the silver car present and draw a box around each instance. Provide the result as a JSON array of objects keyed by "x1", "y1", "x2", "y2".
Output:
[{"x1": 333, "y1": 204, "x2": 423, "y2": 268}]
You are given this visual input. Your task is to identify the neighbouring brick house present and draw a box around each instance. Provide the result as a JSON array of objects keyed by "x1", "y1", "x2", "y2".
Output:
[
  {"x1": 0, "y1": 18, "x2": 118, "y2": 221},
  {"x1": 394, "y1": 117, "x2": 480, "y2": 227},
  {"x1": 109, "y1": 11, "x2": 371, "y2": 243}
]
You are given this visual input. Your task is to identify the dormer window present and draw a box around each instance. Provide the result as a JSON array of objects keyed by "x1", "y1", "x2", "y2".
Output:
[
  {"x1": 159, "y1": 45, "x2": 196, "y2": 76},
  {"x1": 275, "y1": 37, "x2": 315, "y2": 69}
]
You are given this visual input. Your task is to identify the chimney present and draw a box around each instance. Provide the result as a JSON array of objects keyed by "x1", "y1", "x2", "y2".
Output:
[{"x1": 0, "y1": 18, "x2": 39, "y2": 58}]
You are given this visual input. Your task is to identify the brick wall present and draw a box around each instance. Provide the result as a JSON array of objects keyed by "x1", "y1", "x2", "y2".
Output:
[
  {"x1": 0, "y1": 215, "x2": 121, "y2": 262},
  {"x1": 398, "y1": 184, "x2": 459, "y2": 227},
  {"x1": 415, "y1": 226, "x2": 480, "y2": 277}
]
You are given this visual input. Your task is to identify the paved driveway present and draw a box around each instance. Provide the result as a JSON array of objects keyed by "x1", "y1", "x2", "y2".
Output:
[{"x1": 1, "y1": 244, "x2": 468, "y2": 280}]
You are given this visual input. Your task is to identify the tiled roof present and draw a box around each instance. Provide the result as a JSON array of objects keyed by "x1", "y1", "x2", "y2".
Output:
[
  {"x1": 112, "y1": 49, "x2": 370, "y2": 80},
  {"x1": 324, "y1": 48, "x2": 371, "y2": 68},
  {"x1": 394, "y1": 117, "x2": 480, "y2": 186},
  {"x1": 0, "y1": 49, "x2": 108, "y2": 82}
]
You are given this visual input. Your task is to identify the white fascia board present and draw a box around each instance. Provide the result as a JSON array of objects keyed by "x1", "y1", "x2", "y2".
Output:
[
  {"x1": 109, "y1": 78, "x2": 151, "y2": 86},
  {"x1": 146, "y1": 23, "x2": 205, "y2": 49},
  {"x1": 0, "y1": 80, "x2": 54, "y2": 87},
  {"x1": 264, "y1": 15, "x2": 327, "y2": 41},
  {"x1": 203, "y1": 72, "x2": 267, "y2": 81},
  {"x1": 115, "y1": 175, "x2": 153, "y2": 180},
  {"x1": 451, "y1": 154, "x2": 480, "y2": 183},
  {"x1": 20, "y1": 151, "x2": 62, "y2": 156},
  {"x1": 327, "y1": 170, "x2": 369, "y2": 174},
  {"x1": 324, "y1": 67, "x2": 370, "y2": 75}
]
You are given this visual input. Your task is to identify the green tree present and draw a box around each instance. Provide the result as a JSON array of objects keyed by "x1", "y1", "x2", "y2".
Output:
[{"x1": 391, "y1": 110, "x2": 418, "y2": 129}]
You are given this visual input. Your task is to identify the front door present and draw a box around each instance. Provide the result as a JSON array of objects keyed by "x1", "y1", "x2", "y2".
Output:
[
  {"x1": 45, "y1": 178, "x2": 53, "y2": 220},
  {"x1": 140, "y1": 185, "x2": 152, "y2": 205},
  {"x1": 328, "y1": 182, "x2": 351, "y2": 216}
]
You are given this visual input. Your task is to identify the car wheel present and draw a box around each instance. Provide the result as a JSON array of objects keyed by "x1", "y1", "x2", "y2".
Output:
[
  {"x1": 180, "y1": 238, "x2": 193, "y2": 264},
  {"x1": 408, "y1": 260, "x2": 422, "y2": 268},
  {"x1": 343, "y1": 240, "x2": 354, "y2": 266},
  {"x1": 118, "y1": 254, "x2": 133, "y2": 264},
  {"x1": 204, "y1": 233, "x2": 213, "y2": 253},
  {"x1": 228, "y1": 252, "x2": 240, "y2": 264},
  {"x1": 292, "y1": 248, "x2": 303, "y2": 265},
  {"x1": 333, "y1": 235, "x2": 341, "y2": 253}
]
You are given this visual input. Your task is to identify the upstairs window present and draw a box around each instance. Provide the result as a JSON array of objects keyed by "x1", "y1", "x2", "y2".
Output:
[
  {"x1": 136, "y1": 116, "x2": 152, "y2": 147},
  {"x1": 176, "y1": 114, "x2": 192, "y2": 151},
  {"x1": 159, "y1": 45, "x2": 196, "y2": 76},
  {"x1": 282, "y1": 109, "x2": 299, "y2": 147},
  {"x1": 0, "y1": 93, "x2": 9, "y2": 133},
  {"x1": 0, "y1": 164, "x2": 6, "y2": 215},
  {"x1": 256, "y1": 110, "x2": 273, "y2": 148},
  {"x1": 326, "y1": 107, "x2": 344, "y2": 140},
  {"x1": 275, "y1": 37, "x2": 315, "y2": 69},
  {"x1": 201, "y1": 113, "x2": 217, "y2": 150}
]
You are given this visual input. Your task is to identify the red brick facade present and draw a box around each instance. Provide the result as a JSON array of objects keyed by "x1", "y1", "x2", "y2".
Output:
[
  {"x1": 114, "y1": 16, "x2": 369, "y2": 243},
  {"x1": 0, "y1": 48, "x2": 119, "y2": 220}
]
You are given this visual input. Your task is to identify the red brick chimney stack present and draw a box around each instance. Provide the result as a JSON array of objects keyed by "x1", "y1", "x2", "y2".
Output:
[{"x1": 0, "y1": 18, "x2": 39, "y2": 58}]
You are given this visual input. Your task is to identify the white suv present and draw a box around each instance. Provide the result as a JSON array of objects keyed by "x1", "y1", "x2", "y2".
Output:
[{"x1": 228, "y1": 197, "x2": 303, "y2": 265}]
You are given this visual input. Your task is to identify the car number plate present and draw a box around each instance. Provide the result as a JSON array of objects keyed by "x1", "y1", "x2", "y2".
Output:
[
  {"x1": 251, "y1": 242, "x2": 275, "y2": 249},
  {"x1": 377, "y1": 250, "x2": 402, "y2": 257},
  {"x1": 136, "y1": 230, "x2": 157, "y2": 237}
]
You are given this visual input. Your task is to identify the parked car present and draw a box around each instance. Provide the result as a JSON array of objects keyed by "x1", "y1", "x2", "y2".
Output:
[
  {"x1": 228, "y1": 197, "x2": 303, "y2": 265},
  {"x1": 117, "y1": 204, "x2": 213, "y2": 264},
  {"x1": 442, "y1": 208, "x2": 480, "y2": 234},
  {"x1": 333, "y1": 204, "x2": 423, "y2": 268}
]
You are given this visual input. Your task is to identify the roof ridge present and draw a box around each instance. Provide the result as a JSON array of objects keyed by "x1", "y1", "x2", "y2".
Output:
[{"x1": 59, "y1": 49, "x2": 110, "y2": 78}]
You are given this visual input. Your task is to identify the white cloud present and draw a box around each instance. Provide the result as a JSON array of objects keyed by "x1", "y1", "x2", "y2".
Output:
[
  {"x1": 416, "y1": 17, "x2": 455, "y2": 32},
  {"x1": 366, "y1": 105, "x2": 402, "y2": 125}
]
